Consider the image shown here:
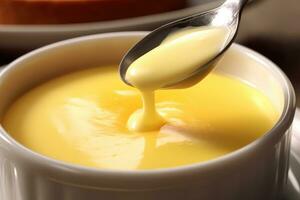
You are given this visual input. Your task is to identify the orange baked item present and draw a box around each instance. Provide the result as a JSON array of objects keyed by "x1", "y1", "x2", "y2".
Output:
[{"x1": 0, "y1": 0, "x2": 187, "y2": 24}]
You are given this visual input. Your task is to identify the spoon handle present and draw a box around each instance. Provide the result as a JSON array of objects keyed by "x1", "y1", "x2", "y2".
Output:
[{"x1": 223, "y1": 0, "x2": 249, "y2": 10}]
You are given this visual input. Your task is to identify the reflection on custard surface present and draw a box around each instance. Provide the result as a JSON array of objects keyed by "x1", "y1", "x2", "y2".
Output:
[{"x1": 2, "y1": 66, "x2": 279, "y2": 170}]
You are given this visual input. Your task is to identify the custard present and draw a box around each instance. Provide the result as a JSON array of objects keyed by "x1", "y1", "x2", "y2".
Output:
[
  {"x1": 2, "y1": 66, "x2": 279, "y2": 170},
  {"x1": 126, "y1": 26, "x2": 229, "y2": 131}
]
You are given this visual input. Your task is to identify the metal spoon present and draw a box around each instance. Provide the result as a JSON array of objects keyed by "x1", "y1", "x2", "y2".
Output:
[{"x1": 119, "y1": 0, "x2": 248, "y2": 88}]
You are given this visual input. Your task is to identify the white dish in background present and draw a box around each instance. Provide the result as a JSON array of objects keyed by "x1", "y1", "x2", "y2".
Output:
[{"x1": 0, "y1": 0, "x2": 220, "y2": 53}]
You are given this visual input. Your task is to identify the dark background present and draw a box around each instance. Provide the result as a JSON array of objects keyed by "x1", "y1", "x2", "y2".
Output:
[{"x1": 237, "y1": 0, "x2": 300, "y2": 106}]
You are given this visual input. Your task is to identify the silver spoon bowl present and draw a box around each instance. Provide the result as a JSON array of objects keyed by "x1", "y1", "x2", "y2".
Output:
[{"x1": 119, "y1": 0, "x2": 248, "y2": 88}]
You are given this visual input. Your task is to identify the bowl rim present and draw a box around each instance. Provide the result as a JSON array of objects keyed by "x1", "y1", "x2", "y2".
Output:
[{"x1": 0, "y1": 31, "x2": 296, "y2": 184}]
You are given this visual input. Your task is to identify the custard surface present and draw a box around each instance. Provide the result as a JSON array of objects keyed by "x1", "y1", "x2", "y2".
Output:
[{"x1": 2, "y1": 66, "x2": 279, "y2": 170}]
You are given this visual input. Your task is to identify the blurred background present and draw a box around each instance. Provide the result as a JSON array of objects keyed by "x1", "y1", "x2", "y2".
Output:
[
  {"x1": 0, "y1": 0, "x2": 299, "y2": 105},
  {"x1": 236, "y1": 0, "x2": 300, "y2": 106}
]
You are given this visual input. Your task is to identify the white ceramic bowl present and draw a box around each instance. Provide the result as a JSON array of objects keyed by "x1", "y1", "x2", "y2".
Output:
[{"x1": 0, "y1": 32, "x2": 296, "y2": 200}]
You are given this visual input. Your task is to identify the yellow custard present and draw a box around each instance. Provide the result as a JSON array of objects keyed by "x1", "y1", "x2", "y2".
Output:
[
  {"x1": 126, "y1": 26, "x2": 230, "y2": 132},
  {"x1": 2, "y1": 65, "x2": 279, "y2": 170}
]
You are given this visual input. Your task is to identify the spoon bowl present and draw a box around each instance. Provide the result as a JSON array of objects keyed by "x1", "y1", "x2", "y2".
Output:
[{"x1": 119, "y1": 0, "x2": 248, "y2": 88}]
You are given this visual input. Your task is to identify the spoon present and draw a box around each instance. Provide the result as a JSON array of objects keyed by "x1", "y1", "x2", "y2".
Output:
[{"x1": 119, "y1": 0, "x2": 248, "y2": 88}]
